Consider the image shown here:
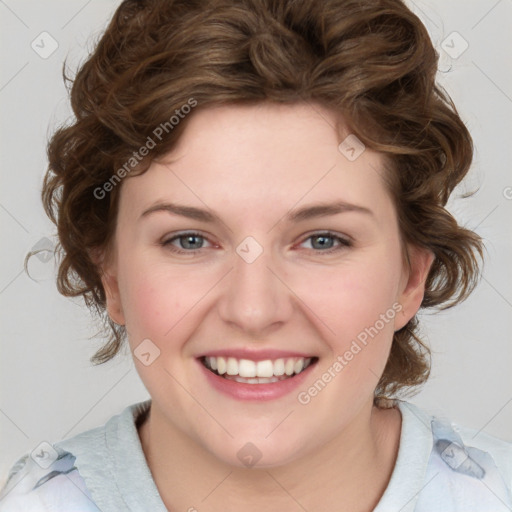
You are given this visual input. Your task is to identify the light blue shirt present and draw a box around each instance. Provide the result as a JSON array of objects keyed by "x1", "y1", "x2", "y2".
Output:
[{"x1": 1, "y1": 399, "x2": 511, "y2": 511}]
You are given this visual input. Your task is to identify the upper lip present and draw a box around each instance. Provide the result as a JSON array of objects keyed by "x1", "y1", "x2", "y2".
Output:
[{"x1": 199, "y1": 348, "x2": 316, "y2": 361}]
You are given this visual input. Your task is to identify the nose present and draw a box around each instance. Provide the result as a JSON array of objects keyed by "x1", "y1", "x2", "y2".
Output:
[{"x1": 217, "y1": 241, "x2": 294, "y2": 339}]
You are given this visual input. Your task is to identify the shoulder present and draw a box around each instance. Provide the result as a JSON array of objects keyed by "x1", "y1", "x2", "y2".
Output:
[
  {"x1": 0, "y1": 400, "x2": 152, "y2": 512},
  {"x1": 398, "y1": 401, "x2": 512, "y2": 512},
  {"x1": 0, "y1": 450, "x2": 100, "y2": 511},
  {"x1": 449, "y1": 419, "x2": 512, "y2": 482}
]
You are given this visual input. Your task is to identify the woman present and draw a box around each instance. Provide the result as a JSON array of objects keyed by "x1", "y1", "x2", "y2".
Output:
[{"x1": 1, "y1": 0, "x2": 510, "y2": 510}]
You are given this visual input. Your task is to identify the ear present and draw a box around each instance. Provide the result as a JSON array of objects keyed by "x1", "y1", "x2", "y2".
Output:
[
  {"x1": 90, "y1": 247, "x2": 126, "y2": 326},
  {"x1": 394, "y1": 245, "x2": 434, "y2": 332}
]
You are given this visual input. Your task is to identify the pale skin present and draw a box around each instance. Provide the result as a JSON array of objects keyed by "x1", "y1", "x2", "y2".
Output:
[{"x1": 99, "y1": 102, "x2": 434, "y2": 511}]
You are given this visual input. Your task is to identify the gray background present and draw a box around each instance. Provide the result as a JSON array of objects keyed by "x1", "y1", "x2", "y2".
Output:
[{"x1": 1, "y1": 0, "x2": 511, "y2": 487}]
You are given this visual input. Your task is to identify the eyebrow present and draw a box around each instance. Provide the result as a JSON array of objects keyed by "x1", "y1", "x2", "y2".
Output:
[{"x1": 139, "y1": 200, "x2": 374, "y2": 223}]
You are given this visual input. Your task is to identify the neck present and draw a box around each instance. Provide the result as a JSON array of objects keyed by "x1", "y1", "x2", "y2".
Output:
[{"x1": 138, "y1": 400, "x2": 401, "y2": 512}]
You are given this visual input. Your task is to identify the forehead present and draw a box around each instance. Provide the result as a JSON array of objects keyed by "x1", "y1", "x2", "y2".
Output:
[{"x1": 119, "y1": 102, "x2": 393, "y2": 222}]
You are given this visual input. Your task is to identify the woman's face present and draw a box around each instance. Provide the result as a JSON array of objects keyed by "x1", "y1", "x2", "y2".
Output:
[{"x1": 102, "y1": 102, "x2": 430, "y2": 467}]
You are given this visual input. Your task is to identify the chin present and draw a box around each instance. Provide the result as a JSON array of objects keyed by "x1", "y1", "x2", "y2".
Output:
[{"x1": 202, "y1": 425, "x2": 313, "y2": 469}]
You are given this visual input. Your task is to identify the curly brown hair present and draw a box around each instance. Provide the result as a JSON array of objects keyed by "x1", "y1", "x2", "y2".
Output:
[{"x1": 36, "y1": 0, "x2": 483, "y2": 400}]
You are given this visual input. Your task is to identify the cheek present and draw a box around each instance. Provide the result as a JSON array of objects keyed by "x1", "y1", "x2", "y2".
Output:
[
  {"x1": 307, "y1": 253, "x2": 401, "y2": 335},
  {"x1": 124, "y1": 283, "x2": 186, "y2": 344},
  {"x1": 129, "y1": 283, "x2": 172, "y2": 334},
  {"x1": 297, "y1": 246, "x2": 403, "y2": 388},
  {"x1": 117, "y1": 251, "x2": 221, "y2": 355},
  {"x1": 116, "y1": 250, "x2": 185, "y2": 341}
]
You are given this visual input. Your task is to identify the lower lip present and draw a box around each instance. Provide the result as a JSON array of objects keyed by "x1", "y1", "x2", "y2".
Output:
[{"x1": 197, "y1": 359, "x2": 317, "y2": 401}]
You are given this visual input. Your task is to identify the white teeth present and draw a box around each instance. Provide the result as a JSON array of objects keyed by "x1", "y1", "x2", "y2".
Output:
[
  {"x1": 256, "y1": 360, "x2": 274, "y2": 378},
  {"x1": 273, "y1": 358, "x2": 285, "y2": 376},
  {"x1": 228, "y1": 376, "x2": 281, "y2": 384},
  {"x1": 226, "y1": 357, "x2": 238, "y2": 375},
  {"x1": 238, "y1": 359, "x2": 256, "y2": 378},
  {"x1": 284, "y1": 358, "x2": 295, "y2": 376},
  {"x1": 203, "y1": 356, "x2": 314, "y2": 379},
  {"x1": 217, "y1": 356, "x2": 227, "y2": 375}
]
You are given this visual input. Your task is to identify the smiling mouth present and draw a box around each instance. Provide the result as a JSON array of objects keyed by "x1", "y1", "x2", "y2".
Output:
[{"x1": 200, "y1": 356, "x2": 318, "y2": 384}]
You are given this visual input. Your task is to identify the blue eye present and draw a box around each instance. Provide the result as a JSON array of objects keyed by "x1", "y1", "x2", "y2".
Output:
[
  {"x1": 161, "y1": 231, "x2": 352, "y2": 255},
  {"x1": 299, "y1": 232, "x2": 352, "y2": 253},
  {"x1": 161, "y1": 232, "x2": 210, "y2": 254}
]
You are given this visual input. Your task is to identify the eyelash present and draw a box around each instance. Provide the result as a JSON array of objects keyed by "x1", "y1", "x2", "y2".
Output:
[{"x1": 160, "y1": 231, "x2": 352, "y2": 255}]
